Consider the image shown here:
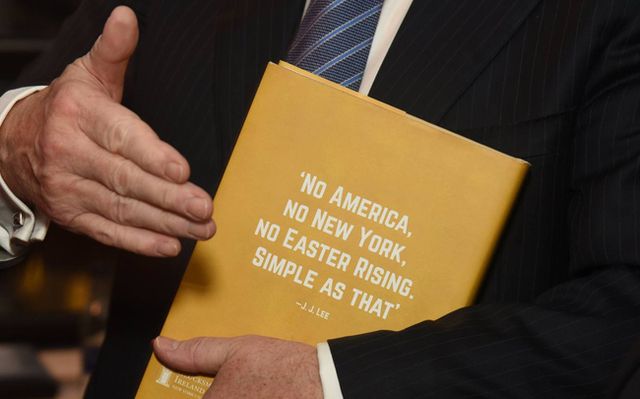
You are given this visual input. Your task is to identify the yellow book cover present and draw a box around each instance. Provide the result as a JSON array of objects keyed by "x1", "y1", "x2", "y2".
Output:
[{"x1": 136, "y1": 62, "x2": 528, "y2": 398}]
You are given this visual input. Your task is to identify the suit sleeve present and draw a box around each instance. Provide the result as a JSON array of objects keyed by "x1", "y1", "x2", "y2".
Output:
[{"x1": 328, "y1": 7, "x2": 640, "y2": 399}]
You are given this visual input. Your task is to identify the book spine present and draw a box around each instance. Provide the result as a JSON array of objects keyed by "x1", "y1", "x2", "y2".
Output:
[{"x1": 466, "y1": 163, "x2": 529, "y2": 304}]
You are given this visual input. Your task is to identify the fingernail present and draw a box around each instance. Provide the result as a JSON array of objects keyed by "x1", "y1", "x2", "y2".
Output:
[
  {"x1": 155, "y1": 337, "x2": 179, "y2": 351},
  {"x1": 157, "y1": 241, "x2": 179, "y2": 257},
  {"x1": 186, "y1": 198, "x2": 211, "y2": 220},
  {"x1": 165, "y1": 163, "x2": 184, "y2": 182}
]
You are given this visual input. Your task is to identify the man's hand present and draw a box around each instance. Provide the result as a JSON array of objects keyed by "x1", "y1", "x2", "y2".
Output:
[
  {"x1": 153, "y1": 335, "x2": 323, "y2": 399},
  {"x1": 0, "y1": 6, "x2": 215, "y2": 256}
]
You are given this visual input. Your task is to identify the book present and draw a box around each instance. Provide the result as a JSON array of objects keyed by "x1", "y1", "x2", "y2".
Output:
[{"x1": 136, "y1": 62, "x2": 529, "y2": 398}]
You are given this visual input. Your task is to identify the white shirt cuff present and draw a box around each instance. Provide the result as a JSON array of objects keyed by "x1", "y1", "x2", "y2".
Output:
[
  {"x1": 317, "y1": 342, "x2": 344, "y2": 399},
  {"x1": 0, "y1": 86, "x2": 50, "y2": 261}
]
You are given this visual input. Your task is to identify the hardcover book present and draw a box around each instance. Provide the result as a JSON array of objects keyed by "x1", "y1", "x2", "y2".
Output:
[{"x1": 136, "y1": 62, "x2": 528, "y2": 398}]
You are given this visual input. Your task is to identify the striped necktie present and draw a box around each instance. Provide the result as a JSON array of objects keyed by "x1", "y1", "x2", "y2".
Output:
[{"x1": 286, "y1": 0, "x2": 384, "y2": 91}]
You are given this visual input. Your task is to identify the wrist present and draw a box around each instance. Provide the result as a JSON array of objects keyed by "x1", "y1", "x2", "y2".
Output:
[{"x1": 0, "y1": 87, "x2": 47, "y2": 203}]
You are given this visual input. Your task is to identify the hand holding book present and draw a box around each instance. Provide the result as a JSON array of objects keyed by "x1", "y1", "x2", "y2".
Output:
[{"x1": 152, "y1": 336, "x2": 322, "y2": 399}]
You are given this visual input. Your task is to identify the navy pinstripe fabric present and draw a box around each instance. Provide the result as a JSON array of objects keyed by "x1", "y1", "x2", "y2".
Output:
[
  {"x1": 286, "y1": 0, "x2": 383, "y2": 90},
  {"x1": 15, "y1": 0, "x2": 640, "y2": 397}
]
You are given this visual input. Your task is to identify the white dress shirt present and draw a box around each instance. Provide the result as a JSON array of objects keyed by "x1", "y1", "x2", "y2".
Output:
[
  {"x1": 0, "y1": 86, "x2": 49, "y2": 264},
  {"x1": 302, "y1": 0, "x2": 414, "y2": 397},
  {"x1": 0, "y1": 0, "x2": 413, "y2": 396}
]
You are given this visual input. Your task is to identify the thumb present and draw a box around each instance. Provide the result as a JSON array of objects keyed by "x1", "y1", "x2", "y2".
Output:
[
  {"x1": 83, "y1": 6, "x2": 138, "y2": 101},
  {"x1": 153, "y1": 337, "x2": 230, "y2": 375}
]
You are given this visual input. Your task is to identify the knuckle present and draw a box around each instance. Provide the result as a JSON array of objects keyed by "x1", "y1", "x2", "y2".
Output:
[
  {"x1": 110, "y1": 194, "x2": 134, "y2": 225},
  {"x1": 47, "y1": 82, "x2": 81, "y2": 118},
  {"x1": 158, "y1": 212, "x2": 180, "y2": 234},
  {"x1": 228, "y1": 336, "x2": 254, "y2": 358},
  {"x1": 93, "y1": 222, "x2": 117, "y2": 247},
  {"x1": 160, "y1": 187, "x2": 174, "y2": 209},
  {"x1": 107, "y1": 118, "x2": 133, "y2": 153},
  {"x1": 109, "y1": 159, "x2": 131, "y2": 195}
]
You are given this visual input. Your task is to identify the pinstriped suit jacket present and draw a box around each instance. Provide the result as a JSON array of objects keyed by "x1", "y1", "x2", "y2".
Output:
[{"x1": 16, "y1": 0, "x2": 640, "y2": 397}]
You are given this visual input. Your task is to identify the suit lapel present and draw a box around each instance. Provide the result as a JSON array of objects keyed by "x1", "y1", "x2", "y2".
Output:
[{"x1": 369, "y1": 0, "x2": 541, "y2": 124}]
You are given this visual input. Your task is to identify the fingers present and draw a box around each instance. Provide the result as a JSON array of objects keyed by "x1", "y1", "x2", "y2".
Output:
[
  {"x1": 70, "y1": 212, "x2": 181, "y2": 257},
  {"x1": 83, "y1": 100, "x2": 190, "y2": 184},
  {"x1": 38, "y1": 64, "x2": 214, "y2": 253},
  {"x1": 75, "y1": 178, "x2": 215, "y2": 242},
  {"x1": 72, "y1": 101, "x2": 211, "y2": 222},
  {"x1": 74, "y1": 142, "x2": 212, "y2": 223},
  {"x1": 153, "y1": 337, "x2": 230, "y2": 375},
  {"x1": 83, "y1": 6, "x2": 139, "y2": 100}
]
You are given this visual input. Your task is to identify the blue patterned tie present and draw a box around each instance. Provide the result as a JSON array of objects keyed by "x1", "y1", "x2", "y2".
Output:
[{"x1": 287, "y1": 0, "x2": 384, "y2": 91}]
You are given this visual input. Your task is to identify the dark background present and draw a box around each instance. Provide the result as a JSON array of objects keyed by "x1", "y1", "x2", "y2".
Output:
[
  {"x1": 0, "y1": 0, "x2": 80, "y2": 92},
  {"x1": 0, "y1": 2, "x2": 108, "y2": 398}
]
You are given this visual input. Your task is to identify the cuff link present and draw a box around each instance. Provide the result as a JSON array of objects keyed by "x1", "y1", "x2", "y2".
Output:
[{"x1": 13, "y1": 211, "x2": 24, "y2": 228}]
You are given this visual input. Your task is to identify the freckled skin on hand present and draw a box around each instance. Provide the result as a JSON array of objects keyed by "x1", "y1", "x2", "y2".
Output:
[{"x1": 153, "y1": 335, "x2": 323, "y2": 399}]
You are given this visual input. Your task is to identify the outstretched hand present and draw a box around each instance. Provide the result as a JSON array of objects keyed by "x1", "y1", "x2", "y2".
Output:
[
  {"x1": 153, "y1": 335, "x2": 323, "y2": 399},
  {"x1": 0, "y1": 6, "x2": 215, "y2": 256}
]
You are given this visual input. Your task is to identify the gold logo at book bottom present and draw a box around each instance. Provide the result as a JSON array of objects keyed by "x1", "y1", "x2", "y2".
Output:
[{"x1": 156, "y1": 367, "x2": 173, "y2": 387}]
